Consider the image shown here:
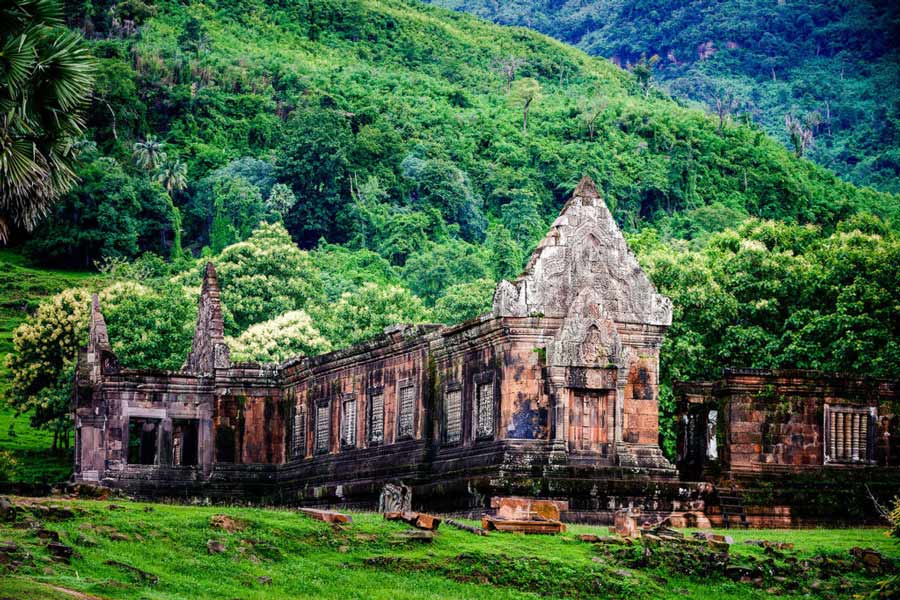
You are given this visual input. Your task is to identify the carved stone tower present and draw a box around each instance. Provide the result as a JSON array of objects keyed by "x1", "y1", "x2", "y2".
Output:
[{"x1": 494, "y1": 176, "x2": 674, "y2": 471}]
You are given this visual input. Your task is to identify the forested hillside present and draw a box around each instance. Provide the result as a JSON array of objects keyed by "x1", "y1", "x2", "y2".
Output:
[
  {"x1": 2, "y1": 0, "x2": 898, "y2": 472},
  {"x1": 428, "y1": 0, "x2": 900, "y2": 194}
]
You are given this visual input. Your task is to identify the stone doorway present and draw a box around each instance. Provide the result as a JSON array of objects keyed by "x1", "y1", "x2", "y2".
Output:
[{"x1": 568, "y1": 390, "x2": 611, "y2": 453}]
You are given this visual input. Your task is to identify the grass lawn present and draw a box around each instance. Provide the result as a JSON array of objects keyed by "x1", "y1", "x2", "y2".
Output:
[
  {"x1": 0, "y1": 249, "x2": 104, "y2": 484},
  {"x1": 0, "y1": 498, "x2": 896, "y2": 600}
]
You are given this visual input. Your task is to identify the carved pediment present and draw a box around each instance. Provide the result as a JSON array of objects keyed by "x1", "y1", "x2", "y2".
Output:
[
  {"x1": 493, "y1": 177, "x2": 672, "y2": 327},
  {"x1": 549, "y1": 288, "x2": 621, "y2": 368}
]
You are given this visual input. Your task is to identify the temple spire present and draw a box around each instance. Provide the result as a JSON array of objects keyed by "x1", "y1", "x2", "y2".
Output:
[
  {"x1": 492, "y1": 175, "x2": 672, "y2": 326},
  {"x1": 85, "y1": 294, "x2": 118, "y2": 383},
  {"x1": 185, "y1": 262, "x2": 230, "y2": 374}
]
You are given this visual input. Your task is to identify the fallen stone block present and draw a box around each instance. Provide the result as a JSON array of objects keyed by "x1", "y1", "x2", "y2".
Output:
[
  {"x1": 36, "y1": 529, "x2": 60, "y2": 542},
  {"x1": 390, "y1": 530, "x2": 435, "y2": 543},
  {"x1": 482, "y1": 516, "x2": 565, "y2": 535},
  {"x1": 207, "y1": 539, "x2": 226, "y2": 554},
  {"x1": 0, "y1": 496, "x2": 15, "y2": 521},
  {"x1": 105, "y1": 559, "x2": 160, "y2": 584},
  {"x1": 297, "y1": 508, "x2": 352, "y2": 524},
  {"x1": 384, "y1": 511, "x2": 442, "y2": 531},
  {"x1": 663, "y1": 511, "x2": 712, "y2": 529},
  {"x1": 850, "y1": 547, "x2": 887, "y2": 574},
  {"x1": 611, "y1": 508, "x2": 641, "y2": 539},
  {"x1": 47, "y1": 542, "x2": 74, "y2": 563},
  {"x1": 692, "y1": 531, "x2": 732, "y2": 545},
  {"x1": 491, "y1": 497, "x2": 568, "y2": 521}
]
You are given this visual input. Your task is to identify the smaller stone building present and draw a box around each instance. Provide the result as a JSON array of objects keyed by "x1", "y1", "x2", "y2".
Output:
[{"x1": 675, "y1": 369, "x2": 899, "y2": 525}]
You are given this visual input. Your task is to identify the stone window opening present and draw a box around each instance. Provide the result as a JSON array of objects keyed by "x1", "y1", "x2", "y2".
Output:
[
  {"x1": 706, "y1": 410, "x2": 718, "y2": 460},
  {"x1": 825, "y1": 405, "x2": 875, "y2": 464},
  {"x1": 315, "y1": 400, "x2": 330, "y2": 454},
  {"x1": 368, "y1": 388, "x2": 384, "y2": 445},
  {"x1": 172, "y1": 419, "x2": 199, "y2": 466},
  {"x1": 397, "y1": 381, "x2": 416, "y2": 440},
  {"x1": 342, "y1": 395, "x2": 357, "y2": 448},
  {"x1": 444, "y1": 386, "x2": 462, "y2": 445},
  {"x1": 475, "y1": 374, "x2": 495, "y2": 440},
  {"x1": 127, "y1": 418, "x2": 160, "y2": 465},
  {"x1": 292, "y1": 404, "x2": 306, "y2": 459}
]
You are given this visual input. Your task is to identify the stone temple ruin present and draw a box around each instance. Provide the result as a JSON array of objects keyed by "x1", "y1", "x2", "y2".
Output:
[{"x1": 74, "y1": 177, "x2": 899, "y2": 524}]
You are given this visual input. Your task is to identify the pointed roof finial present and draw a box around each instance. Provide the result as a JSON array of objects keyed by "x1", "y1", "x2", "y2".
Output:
[
  {"x1": 573, "y1": 175, "x2": 600, "y2": 202},
  {"x1": 89, "y1": 293, "x2": 111, "y2": 351}
]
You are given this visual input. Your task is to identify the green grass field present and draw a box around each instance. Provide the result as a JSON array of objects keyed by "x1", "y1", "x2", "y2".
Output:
[
  {"x1": 0, "y1": 250, "x2": 104, "y2": 484},
  {"x1": 0, "y1": 498, "x2": 896, "y2": 600}
]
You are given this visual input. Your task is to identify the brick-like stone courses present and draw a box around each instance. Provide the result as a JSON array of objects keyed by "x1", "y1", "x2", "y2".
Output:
[
  {"x1": 74, "y1": 177, "x2": 696, "y2": 516},
  {"x1": 675, "y1": 369, "x2": 898, "y2": 475}
]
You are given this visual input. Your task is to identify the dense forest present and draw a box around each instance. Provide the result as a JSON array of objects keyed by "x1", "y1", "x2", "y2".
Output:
[
  {"x1": 3, "y1": 0, "x2": 899, "y2": 460},
  {"x1": 428, "y1": 0, "x2": 900, "y2": 194}
]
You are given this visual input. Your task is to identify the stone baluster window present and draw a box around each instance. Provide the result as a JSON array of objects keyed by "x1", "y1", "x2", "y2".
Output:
[
  {"x1": 825, "y1": 405, "x2": 875, "y2": 464},
  {"x1": 445, "y1": 388, "x2": 462, "y2": 444},
  {"x1": 397, "y1": 382, "x2": 416, "y2": 440},
  {"x1": 315, "y1": 401, "x2": 330, "y2": 454},
  {"x1": 292, "y1": 404, "x2": 306, "y2": 458},
  {"x1": 475, "y1": 380, "x2": 495, "y2": 439},
  {"x1": 342, "y1": 395, "x2": 357, "y2": 448},
  {"x1": 368, "y1": 389, "x2": 384, "y2": 444}
]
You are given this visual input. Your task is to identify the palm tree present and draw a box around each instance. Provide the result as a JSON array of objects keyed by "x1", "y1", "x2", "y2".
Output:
[
  {"x1": 156, "y1": 159, "x2": 187, "y2": 259},
  {"x1": 132, "y1": 136, "x2": 167, "y2": 171},
  {"x1": 0, "y1": 0, "x2": 95, "y2": 242},
  {"x1": 156, "y1": 159, "x2": 187, "y2": 194}
]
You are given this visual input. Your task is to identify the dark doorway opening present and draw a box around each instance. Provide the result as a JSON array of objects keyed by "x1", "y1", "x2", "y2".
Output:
[
  {"x1": 173, "y1": 419, "x2": 199, "y2": 466},
  {"x1": 128, "y1": 418, "x2": 160, "y2": 465},
  {"x1": 215, "y1": 425, "x2": 236, "y2": 463}
]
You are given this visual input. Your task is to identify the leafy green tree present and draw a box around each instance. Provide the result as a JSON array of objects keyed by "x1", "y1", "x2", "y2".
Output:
[
  {"x1": 105, "y1": 282, "x2": 195, "y2": 370},
  {"x1": 266, "y1": 183, "x2": 297, "y2": 219},
  {"x1": 227, "y1": 310, "x2": 331, "y2": 363},
  {"x1": 213, "y1": 222, "x2": 325, "y2": 332},
  {"x1": 185, "y1": 157, "x2": 275, "y2": 247},
  {"x1": 209, "y1": 175, "x2": 270, "y2": 253},
  {"x1": 433, "y1": 278, "x2": 496, "y2": 324},
  {"x1": 500, "y1": 189, "x2": 546, "y2": 247},
  {"x1": 156, "y1": 159, "x2": 187, "y2": 258},
  {"x1": 0, "y1": 0, "x2": 95, "y2": 241},
  {"x1": 24, "y1": 153, "x2": 175, "y2": 267},
  {"x1": 309, "y1": 241, "x2": 400, "y2": 301},
  {"x1": 277, "y1": 108, "x2": 353, "y2": 246},
  {"x1": 486, "y1": 224, "x2": 523, "y2": 280},
  {"x1": 401, "y1": 154, "x2": 486, "y2": 243},
  {"x1": 402, "y1": 239, "x2": 491, "y2": 305},
  {"x1": 312, "y1": 282, "x2": 431, "y2": 348}
]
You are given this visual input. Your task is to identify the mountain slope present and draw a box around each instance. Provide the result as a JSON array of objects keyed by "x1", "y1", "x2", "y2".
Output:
[
  {"x1": 55, "y1": 0, "x2": 896, "y2": 256},
  {"x1": 427, "y1": 0, "x2": 900, "y2": 194}
]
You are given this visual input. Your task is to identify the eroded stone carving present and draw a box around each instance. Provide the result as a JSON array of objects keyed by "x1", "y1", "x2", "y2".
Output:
[
  {"x1": 493, "y1": 177, "x2": 672, "y2": 326},
  {"x1": 548, "y1": 288, "x2": 621, "y2": 368},
  {"x1": 184, "y1": 262, "x2": 230, "y2": 374}
]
